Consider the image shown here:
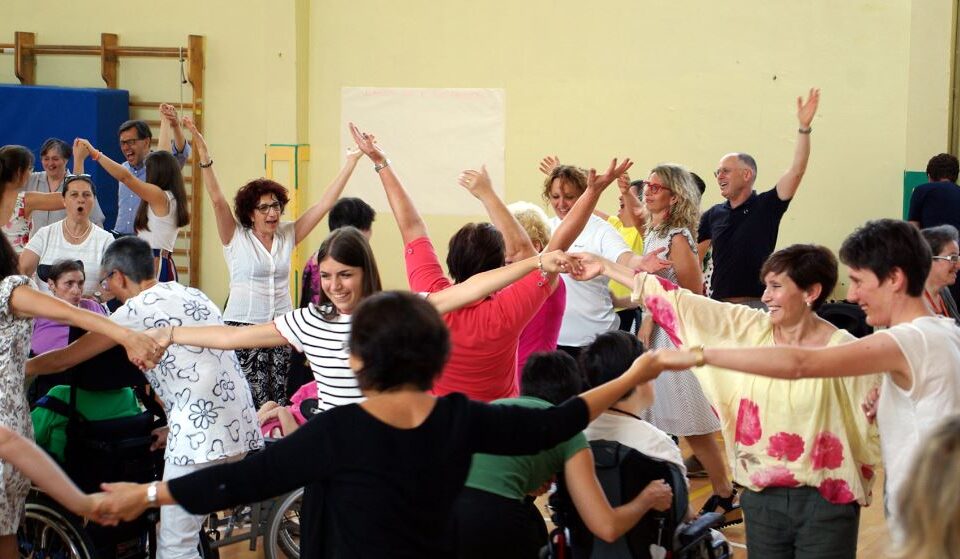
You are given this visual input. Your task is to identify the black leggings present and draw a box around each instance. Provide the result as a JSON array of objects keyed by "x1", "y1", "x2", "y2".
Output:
[{"x1": 454, "y1": 487, "x2": 547, "y2": 559}]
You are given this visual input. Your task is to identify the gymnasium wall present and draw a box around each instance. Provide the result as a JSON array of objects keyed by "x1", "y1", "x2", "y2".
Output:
[{"x1": 2, "y1": 0, "x2": 954, "y2": 304}]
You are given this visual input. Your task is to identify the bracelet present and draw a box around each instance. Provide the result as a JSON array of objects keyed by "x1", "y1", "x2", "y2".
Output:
[
  {"x1": 798, "y1": 127, "x2": 812, "y2": 134},
  {"x1": 92, "y1": 149, "x2": 101, "y2": 162},
  {"x1": 537, "y1": 253, "x2": 546, "y2": 276},
  {"x1": 146, "y1": 481, "x2": 160, "y2": 506},
  {"x1": 691, "y1": 345, "x2": 705, "y2": 367},
  {"x1": 374, "y1": 159, "x2": 391, "y2": 172},
  {"x1": 199, "y1": 159, "x2": 214, "y2": 168},
  {"x1": 168, "y1": 325, "x2": 175, "y2": 346}
]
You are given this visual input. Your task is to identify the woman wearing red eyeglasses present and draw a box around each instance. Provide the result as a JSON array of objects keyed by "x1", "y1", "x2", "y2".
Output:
[{"x1": 637, "y1": 164, "x2": 740, "y2": 524}]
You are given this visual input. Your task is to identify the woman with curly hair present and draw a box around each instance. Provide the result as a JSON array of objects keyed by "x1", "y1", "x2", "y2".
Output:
[{"x1": 181, "y1": 118, "x2": 363, "y2": 408}]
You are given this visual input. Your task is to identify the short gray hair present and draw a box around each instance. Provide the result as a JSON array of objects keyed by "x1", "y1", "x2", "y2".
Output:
[
  {"x1": 101, "y1": 236, "x2": 154, "y2": 282},
  {"x1": 921, "y1": 224, "x2": 960, "y2": 256}
]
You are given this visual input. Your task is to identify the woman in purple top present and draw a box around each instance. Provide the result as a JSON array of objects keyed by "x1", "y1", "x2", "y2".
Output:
[{"x1": 31, "y1": 259, "x2": 106, "y2": 355}]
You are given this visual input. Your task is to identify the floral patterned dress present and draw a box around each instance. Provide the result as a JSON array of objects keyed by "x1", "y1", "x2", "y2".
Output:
[
  {"x1": 640, "y1": 227, "x2": 721, "y2": 436},
  {"x1": 0, "y1": 275, "x2": 34, "y2": 534},
  {"x1": 2, "y1": 192, "x2": 32, "y2": 253}
]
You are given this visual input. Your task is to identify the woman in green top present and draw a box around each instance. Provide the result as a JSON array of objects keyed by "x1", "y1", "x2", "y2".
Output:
[{"x1": 454, "y1": 351, "x2": 673, "y2": 559}]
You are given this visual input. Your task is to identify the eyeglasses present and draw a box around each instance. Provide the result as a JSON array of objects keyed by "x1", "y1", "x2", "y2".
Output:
[
  {"x1": 119, "y1": 138, "x2": 147, "y2": 148},
  {"x1": 254, "y1": 202, "x2": 285, "y2": 215},
  {"x1": 99, "y1": 270, "x2": 117, "y2": 290},
  {"x1": 713, "y1": 167, "x2": 733, "y2": 178},
  {"x1": 639, "y1": 180, "x2": 671, "y2": 195},
  {"x1": 933, "y1": 254, "x2": 960, "y2": 263}
]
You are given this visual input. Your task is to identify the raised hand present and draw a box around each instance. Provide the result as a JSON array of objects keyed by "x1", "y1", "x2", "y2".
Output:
[
  {"x1": 181, "y1": 116, "x2": 207, "y2": 152},
  {"x1": 122, "y1": 330, "x2": 163, "y2": 371},
  {"x1": 74, "y1": 138, "x2": 97, "y2": 155},
  {"x1": 640, "y1": 479, "x2": 673, "y2": 511},
  {"x1": 638, "y1": 246, "x2": 671, "y2": 274},
  {"x1": 348, "y1": 123, "x2": 387, "y2": 164},
  {"x1": 587, "y1": 158, "x2": 633, "y2": 193},
  {"x1": 159, "y1": 103, "x2": 180, "y2": 126},
  {"x1": 538, "y1": 155, "x2": 560, "y2": 176},
  {"x1": 99, "y1": 482, "x2": 151, "y2": 522},
  {"x1": 72, "y1": 138, "x2": 90, "y2": 161},
  {"x1": 797, "y1": 88, "x2": 820, "y2": 128},
  {"x1": 457, "y1": 166, "x2": 493, "y2": 199},
  {"x1": 617, "y1": 171, "x2": 632, "y2": 194},
  {"x1": 346, "y1": 146, "x2": 363, "y2": 162}
]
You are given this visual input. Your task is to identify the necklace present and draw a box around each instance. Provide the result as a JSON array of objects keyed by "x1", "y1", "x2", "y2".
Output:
[{"x1": 63, "y1": 220, "x2": 92, "y2": 242}]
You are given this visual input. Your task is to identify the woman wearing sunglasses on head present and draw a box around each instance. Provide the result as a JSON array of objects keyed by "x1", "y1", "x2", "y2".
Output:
[{"x1": 18, "y1": 174, "x2": 115, "y2": 297}]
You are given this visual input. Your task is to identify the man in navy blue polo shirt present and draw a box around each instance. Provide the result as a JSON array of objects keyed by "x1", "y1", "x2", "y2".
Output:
[{"x1": 698, "y1": 89, "x2": 820, "y2": 306}]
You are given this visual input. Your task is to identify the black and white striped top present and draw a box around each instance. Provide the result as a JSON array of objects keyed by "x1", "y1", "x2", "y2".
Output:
[{"x1": 274, "y1": 304, "x2": 360, "y2": 412}]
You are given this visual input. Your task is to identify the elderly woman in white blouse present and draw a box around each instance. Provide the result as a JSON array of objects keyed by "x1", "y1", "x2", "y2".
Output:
[{"x1": 182, "y1": 118, "x2": 363, "y2": 407}]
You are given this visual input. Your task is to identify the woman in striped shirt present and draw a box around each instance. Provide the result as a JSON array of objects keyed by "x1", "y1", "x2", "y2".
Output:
[{"x1": 150, "y1": 226, "x2": 574, "y2": 412}]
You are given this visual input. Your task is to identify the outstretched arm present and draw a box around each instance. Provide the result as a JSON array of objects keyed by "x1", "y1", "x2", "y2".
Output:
[
  {"x1": 459, "y1": 165, "x2": 536, "y2": 262},
  {"x1": 12, "y1": 286, "x2": 160, "y2": 370},
  {"x1": 159, "y1": 104, "x2": 188, "y2": 153},
  {"x1": 161, "y1": 321, "x2": 289, "y2": 351},
  {"x1": 546, "y1": 158, "x2": 633, "y2": 252},
  {"x1": 775, "y1": 88, "x2": 820, "y2": 201},
  {"x1": 293, "y1": 148, "x2": 364, "y2": 245},
  {"x1": 615, "y1": 172, "x2": 645, "y2": 229},
  {"x1": 643, "y1": 334, "x2": 909, "y2": 389},
  {"x1": 0, "y1": 426, "x2": 104, "y2": 521},
  {"x1": 76, "y1": 138, "x2": 170, "y2": 217},
  {"x1": 23, "y1": 191, "x2": 66, "y2": 216},
  {"x1": 427, "y1": 250, "x2": 572, "y2": 314},
  {"x1": 349, "y1": 123, "x2": 427, "y2": 245},
  {"x1": 182, "y1": 116, "x2": 237, "y2": 245},
  {"x1": 26, "y1": 331, "x2": 118, "y2": 376}
]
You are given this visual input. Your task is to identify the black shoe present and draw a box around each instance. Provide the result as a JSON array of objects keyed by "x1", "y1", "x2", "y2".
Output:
[{"x1": 698, "y1": 489, "x2": 743, "y2": 528}]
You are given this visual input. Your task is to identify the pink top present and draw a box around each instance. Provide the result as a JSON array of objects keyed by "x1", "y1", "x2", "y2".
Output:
[
  {"x1": 405, "y1": 237, "x2": 553, "y2": 402},
  {"x1": 517, "y1": 280, "x2": 566, "y2": 378},
  {"x1": 260, "y1": 380, "x2": 319, "y2": 437}
]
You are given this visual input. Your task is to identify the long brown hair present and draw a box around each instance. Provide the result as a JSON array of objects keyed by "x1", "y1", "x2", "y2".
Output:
[
  {"x1": 135, "y1": 151, "x2": 190, "y2": 232},
  {"x1": 314, "y1": 227, "x2": 382, "y2": 319}
]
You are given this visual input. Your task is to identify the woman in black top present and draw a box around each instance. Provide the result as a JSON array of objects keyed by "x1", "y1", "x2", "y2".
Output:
[{"x1": 95, "y1": 291, "x2": 681, "y2": 558}]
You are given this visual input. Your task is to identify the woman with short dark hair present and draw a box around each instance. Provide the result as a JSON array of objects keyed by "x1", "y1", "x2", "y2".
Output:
[
  {"x1": 571, "y1": 244, "x2": 882, "y2": 558},
  {"x1": 96, "y1": 291, "x2": 684, "y2": 558}
]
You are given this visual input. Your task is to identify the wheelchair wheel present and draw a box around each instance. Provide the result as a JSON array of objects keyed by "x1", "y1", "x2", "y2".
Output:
[
  {"x1": 17, "y1": 491, "x2": 96, "y2": 559},
  {"x1": 265, "y1": 488, "x2": 302, "y2": 559}
]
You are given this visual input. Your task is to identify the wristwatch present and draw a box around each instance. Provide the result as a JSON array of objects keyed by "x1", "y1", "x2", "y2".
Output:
[{"x1": 146, "y1": 481, "x2": 160, "y2": 506}]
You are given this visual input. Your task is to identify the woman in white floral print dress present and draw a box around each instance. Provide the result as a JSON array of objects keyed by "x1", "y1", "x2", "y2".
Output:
[{"x1": 0, "y1": 144, "x2": 160, "y2": 556}]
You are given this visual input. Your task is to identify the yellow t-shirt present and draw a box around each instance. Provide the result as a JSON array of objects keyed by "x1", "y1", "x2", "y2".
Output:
[
  {"x1": 606, "y1": 216, "x2": 643, "y2": 310},
  {"x1": 631, "y1": 274, "x2": 882, "y2": 505}
]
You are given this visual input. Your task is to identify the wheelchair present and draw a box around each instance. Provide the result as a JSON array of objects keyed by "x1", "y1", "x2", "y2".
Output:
[
  {"x1": 200, "y1": 482, "x2": 302, "y2": 559},
  {"x1": 543, "y1": 440, "x2": 731, "y2": 559},
  {"x1": 18, "y1": 327, "x2": 165, "y2": 559}
]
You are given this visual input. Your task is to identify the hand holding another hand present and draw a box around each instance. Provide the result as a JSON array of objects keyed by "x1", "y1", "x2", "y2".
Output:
[{"x1": 348, "y1": 123, "x2": 387, "y2": 164}]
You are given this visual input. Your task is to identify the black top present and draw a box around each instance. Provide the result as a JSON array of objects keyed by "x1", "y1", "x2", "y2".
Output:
[
  {"x1": 168, "y1": 392, "x2": 590, "y2": 558},
  {"x1": 698, "y1": 186, "x2": 790, "y2": 300},
  {"x1": 908, "y1": 181, "x2": 960, "y2": 304}
]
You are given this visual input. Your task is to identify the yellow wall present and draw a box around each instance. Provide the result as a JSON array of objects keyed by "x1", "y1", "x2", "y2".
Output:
[{"x1": 2, "y1": 0, "x2": 956, "y2": 302}]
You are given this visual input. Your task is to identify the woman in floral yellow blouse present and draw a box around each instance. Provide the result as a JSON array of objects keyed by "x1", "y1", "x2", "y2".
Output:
[{"x1": 571, "y1": 244, "x2": 881, "y2": 559}]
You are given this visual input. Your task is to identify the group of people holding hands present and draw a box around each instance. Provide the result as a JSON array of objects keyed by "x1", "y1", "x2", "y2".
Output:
[{"x1": 1, "y1": 87, "x2": 959, "y2": 559}]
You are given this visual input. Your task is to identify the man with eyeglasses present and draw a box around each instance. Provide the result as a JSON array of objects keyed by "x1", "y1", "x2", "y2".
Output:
[
  {"x1": 697, "y1": 89, "x2": 820, "y2": 307},
  {"x1": 112, "y1": 104, "x2": 191, "y2": 236}
]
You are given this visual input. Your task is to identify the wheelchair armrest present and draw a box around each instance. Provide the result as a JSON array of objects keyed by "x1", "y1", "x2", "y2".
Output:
[{"x1": 675, "y1": 512, "x2": 724, "y2": 547}]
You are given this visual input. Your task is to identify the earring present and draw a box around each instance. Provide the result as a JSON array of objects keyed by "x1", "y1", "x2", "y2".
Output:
[{"x1": 805, "y1": 300, "x2": 812, "y2": 308}]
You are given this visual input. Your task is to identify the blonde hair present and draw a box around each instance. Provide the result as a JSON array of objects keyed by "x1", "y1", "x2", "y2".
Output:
[
  {"x1": 894, "y1": 415, "x2": 960, "y2": 559},
  {"x1": 645, "y1": 163, "x2": 700, "y2": 241},
  {"x1": 508, "y1": 201, "x2": 551, "y2": 250}
]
